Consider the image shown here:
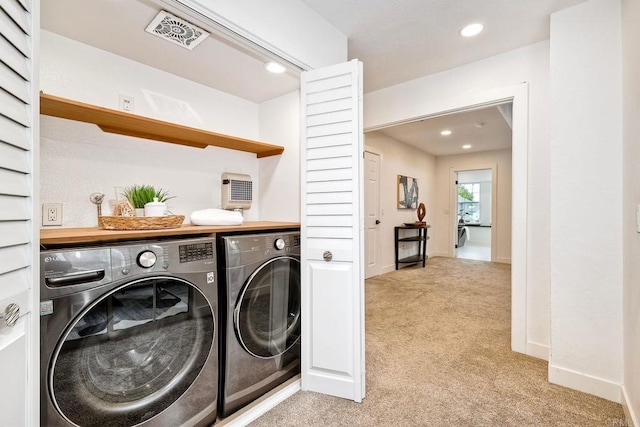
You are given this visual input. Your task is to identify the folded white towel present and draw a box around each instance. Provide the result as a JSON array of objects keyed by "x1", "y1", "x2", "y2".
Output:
[{"x1": 190, "y1": 208, "x2": 244, "y2": 226}]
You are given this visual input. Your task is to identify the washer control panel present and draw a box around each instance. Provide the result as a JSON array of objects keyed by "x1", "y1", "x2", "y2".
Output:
[{"x1": 179, "y1": 242, "x2": 214, "y2": 263}]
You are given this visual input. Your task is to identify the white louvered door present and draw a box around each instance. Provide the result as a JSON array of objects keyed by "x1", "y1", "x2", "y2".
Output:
[
  {"x1": 0, "y1": 0, "x2": 39, "y2": 425},
  {"x1": 300, "y1": 59, "x2": 365, "y2": 401}
]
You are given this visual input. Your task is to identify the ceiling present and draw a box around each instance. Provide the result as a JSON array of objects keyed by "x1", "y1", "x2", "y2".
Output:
[
  {"x1": 300, "y1": 0, "x2": 588, "y2": 93},
  {"x1": 375, "y1": 104, "x2": 513, "y2": 157},
  {"x1": 40, "y1": 0, "x2": 300, "y2": 104},
  {"x1": 40, "y1": 0, "x2": 584, "y2": 156}
]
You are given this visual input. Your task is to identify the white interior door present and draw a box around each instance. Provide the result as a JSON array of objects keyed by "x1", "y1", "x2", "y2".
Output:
[
  {"x1": 0, "y1": 0, "x2": 39, "y2": 425},
  {"x1": 300, "y1": 59, "x2": 365, "y2": 401},
  {"x1": 364, "y1": 151, "x2": 380, "y2": 279}
]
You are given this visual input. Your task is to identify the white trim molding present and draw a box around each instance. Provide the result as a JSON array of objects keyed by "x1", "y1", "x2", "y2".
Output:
[
  {"x1": 622, "y1": 386, "x2": 638, "y2": 427},
  {"x1": 526, "y1": 341, "x2": 549, "y2": 361},
  {"x1": 548, "y1": 364, "x2": 622, "y2": 403},
  {"x1": 218, "y1": 378, "x2": 301, "y2": 427}
]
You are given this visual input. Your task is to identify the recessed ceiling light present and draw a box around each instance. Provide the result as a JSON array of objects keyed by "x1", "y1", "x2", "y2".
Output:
[
  {"x1": 462, "y1": 144, "x2": 472, "y2": 149},
  {"x1": 460, "y1": 23, "x2": 484, "y2": 38},
  {"x1": 440, "y1": 130, "x2": 452, "y2": 136},
  {"x1": 264, "y1": 61, "x2": 286, "y2": 74}
]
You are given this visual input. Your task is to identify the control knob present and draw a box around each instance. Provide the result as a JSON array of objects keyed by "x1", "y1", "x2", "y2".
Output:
[
  {"x1": 274, "y1": 238, "x2": 285, "y2": 250},
  {"x1": 137, "y1": 250, "x2": 157, "y2": 268}
]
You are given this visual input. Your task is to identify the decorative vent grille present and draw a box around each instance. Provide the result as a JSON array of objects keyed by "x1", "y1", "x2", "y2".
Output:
[
  {"x1": 230, "y1": 180, "x2": 252, "y2": 202},
  {"x1": 145, "y1": 11, "x2": 209, "y2": 51},
  {"x1": 222, "y1": 173, "x2": 252, "y2": 210}
]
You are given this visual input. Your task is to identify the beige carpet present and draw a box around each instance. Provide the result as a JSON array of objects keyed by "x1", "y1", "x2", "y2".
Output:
[{"x1": 250, "y1": 257, "x2": 625, "y2": 426}]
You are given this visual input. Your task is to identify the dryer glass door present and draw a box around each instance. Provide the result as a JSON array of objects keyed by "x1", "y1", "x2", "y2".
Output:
[
  {"x1": 235, "y1": 256, "x2": 301, "y2": 358},
  {"x1": 49, "y1": 277, "x2": 214, "y2": 426}
]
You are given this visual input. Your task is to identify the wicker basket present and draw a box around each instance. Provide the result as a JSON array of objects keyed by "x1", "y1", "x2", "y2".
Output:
[{"x1": 99, "y1": 215, "x2": 185, "y2": 230}]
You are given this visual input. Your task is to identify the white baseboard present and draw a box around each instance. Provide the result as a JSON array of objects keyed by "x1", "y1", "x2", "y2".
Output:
[
  {"x1": 548, "y1": 364, "x2": 622, "y2": 403},
  {"x1": 218, "y1": 377, "x2": 301, "y2": 427},
  {"x1": 495, "y1": 256, "x2": 512, "y2": 264},
  {"x1": 526, "y1": 341, "x2": 549, "y2": 361},
  {"x1": 622, "y1": 386, "x2": 638, "y2": 426},
  {"x1": 379, "y1": 264, "x2": 395, "y2": 275},
  {"x1": 431, "y1": 251, "x2": 450, "y2": 258}
]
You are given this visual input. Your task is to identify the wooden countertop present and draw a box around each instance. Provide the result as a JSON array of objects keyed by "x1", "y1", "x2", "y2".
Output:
[{"x1": 40, "y1": 222, "x2": 300, "y2": 246}]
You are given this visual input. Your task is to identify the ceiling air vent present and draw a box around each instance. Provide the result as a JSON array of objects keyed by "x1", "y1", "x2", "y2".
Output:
[{"x1": 145, "y1": 11, "x2": 209, "y2": 51}]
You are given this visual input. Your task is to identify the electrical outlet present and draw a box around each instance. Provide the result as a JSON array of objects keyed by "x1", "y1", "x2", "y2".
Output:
[
  {"x1": 119, "y1": 95, "x2": 134, "y2": 112},
  {"x1": 42, "y1": 203, "x2": 62, "y2": 226}
]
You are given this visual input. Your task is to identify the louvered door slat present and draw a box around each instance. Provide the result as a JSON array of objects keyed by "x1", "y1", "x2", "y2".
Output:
[
  {"x1": 0, "y1": 0, "x2": 30, "y2": 34},
  {"x1": 0, "y1": 115, "x2": 29, "y2": 149},
  {"x1": 0, "y1": 36, "x2": 29, "y2": 79},
  {"x1": 0, "y1": 7, "x2": 29, "y2": 56},
  {"x1": 0, "y1": 168, "x2": 29, "y2": 196},
  {"x1": 0, "y1": 60, "x2": 29, "y2": 102},
  {"x1": 0, "y1": 142, "x2": 29, "y2": 173},
  {"x1": 0, "y1": 221, "x2": 28, "y2": 247},
  {"x1": 0, "y1": 245, "x2": 28, "y2": 275},
  {"x1": 0, "y1": 194, "x2": 29, "y2": 220},
  {"x1": 306, "y1": 133, "x2": 352, "y2": 149},
  {"x1": 0, "y1": 89, "x2": 29, "y2": 126},
  {"x1": 307, "y1": 168, "x2": 352, "y2": 182}
]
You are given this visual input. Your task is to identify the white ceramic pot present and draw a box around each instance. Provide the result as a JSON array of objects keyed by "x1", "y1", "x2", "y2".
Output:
[{"x1": 144, "y1": 198, "x2": 168, "y2": 217}]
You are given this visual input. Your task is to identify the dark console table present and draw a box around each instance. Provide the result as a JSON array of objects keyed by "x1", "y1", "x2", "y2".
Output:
[{"x1": 394, "y1": 224, "x2": 431, "y2": 270}]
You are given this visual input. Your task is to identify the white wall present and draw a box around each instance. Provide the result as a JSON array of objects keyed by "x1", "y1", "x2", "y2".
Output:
[
  {"x1": 259, "y1": 90, "x2": 301, "y2": 222},
  {"x1": 40, "y1": 31, "x2": 261, "y2": 227},
  {"x1": 186, "y1": 0, "x2": 347, "y2": 69},
  {"x1": 549, "y1": 0, "x2": 623, "y2": 402},
  {"x1": 364, "y1": 41, "x2": 551, "y2": 356},
  {"x1": 622, "y1": 0, "x2": 640, "y2": 421},
  {"x1": 435, "y1": 149, "x2": 511, "y2": 263},
  {"x1": 364, "y1": 132, "x2": 436, "y2": 273}
]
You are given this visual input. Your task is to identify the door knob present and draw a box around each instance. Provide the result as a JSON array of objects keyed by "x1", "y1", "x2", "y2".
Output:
[
  {"x1": 1, "y1": 303, "x2": 20, "y2": 327},
  {"x1": 375, "y1": 220, "x2": 381, "y2": 224},
  {"x1": 323, "y1": 251, "x2": 333, "y2": 262}
]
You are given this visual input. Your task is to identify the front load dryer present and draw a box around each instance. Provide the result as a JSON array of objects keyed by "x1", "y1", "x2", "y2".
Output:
[{"x1": 217, "y1": 230, "x2": 301, "y2": 418}]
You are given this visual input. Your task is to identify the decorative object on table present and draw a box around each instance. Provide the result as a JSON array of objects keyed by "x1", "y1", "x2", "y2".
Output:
[
  {"x1": 397, "y1": 175, "x2": 419, "y2": 209},
  {"x1": 99, "y1": 215, "x2": 185, "y2": 230},
  {"x1": 416, "y1": 202, "x2": 426, "y2": 225},
  {"x1": 112, "y1": 200, "x2": 136, "y2": 217},
  {"x1": 121, "y1": 184, "x2": 175, "y2": 216},
  {"x1": 89, "y1": 192, "x2": 105, "y2": 226},
  {"x1": 144, "y1": 197, "x2": 168, "y2": 217},
  {"x1": 190, "y1": 208, "x2": 244, "y2": 226}
]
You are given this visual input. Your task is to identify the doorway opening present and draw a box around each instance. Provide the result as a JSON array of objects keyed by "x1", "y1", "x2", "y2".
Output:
[
  {"x1": 456, "y1": 169, "x2": 493, "y2": 261},
  {"x1": 362, "y1": 82, "x2": 528, "y2": 355}
]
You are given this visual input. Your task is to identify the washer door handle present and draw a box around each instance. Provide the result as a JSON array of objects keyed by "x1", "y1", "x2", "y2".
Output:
[
  {"x1": 1, "y1": 303, "x2": 20, "y2": 327},
  {"x1": 45, "y1": 269, "x2": 106, "y2": 287}
]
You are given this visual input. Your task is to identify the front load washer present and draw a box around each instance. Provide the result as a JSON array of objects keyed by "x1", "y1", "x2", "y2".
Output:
[
  {"x1": 40, "y1": 236, "x2": 218, "y2": 427},
  {"x1": 217, "y1": 230, "x2": 301, "y2": 418}
]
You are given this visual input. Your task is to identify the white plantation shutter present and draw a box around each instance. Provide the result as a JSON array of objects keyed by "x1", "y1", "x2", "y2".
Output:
[
  {"x1": 300, "y1": 60, "x2": 365, "y2": 401},
  {"x1": 0, "y1": 0, "x2": 39, "y2": 424}
]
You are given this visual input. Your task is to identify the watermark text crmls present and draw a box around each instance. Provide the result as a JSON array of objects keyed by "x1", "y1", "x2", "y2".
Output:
[{"x1": 605, "y1": 418, "x2": 632, "y2": 427}]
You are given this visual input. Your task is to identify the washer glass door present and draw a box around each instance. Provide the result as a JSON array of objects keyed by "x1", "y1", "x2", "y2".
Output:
[
  {"x1": 234, "y1": 256, "x2": 301, "y2": 358},
  {"x1": 50, "y1": 277, "x2": 214, "y2": 426}
]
